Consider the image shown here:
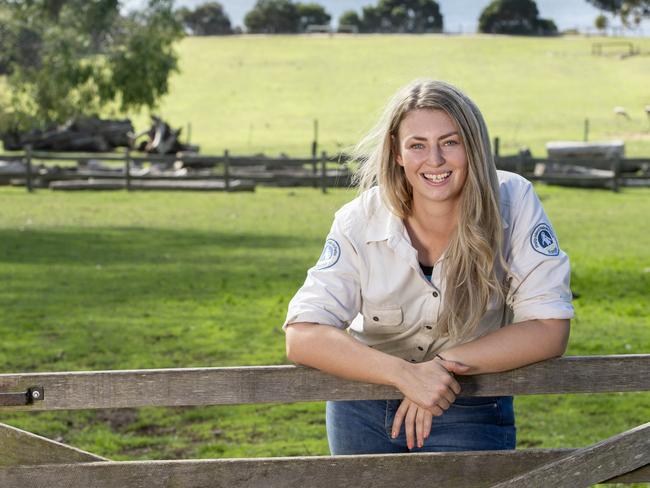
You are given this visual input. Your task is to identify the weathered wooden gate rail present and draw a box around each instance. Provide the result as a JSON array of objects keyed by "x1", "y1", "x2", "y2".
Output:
[{"x1": 0, "y1": 355, "x2": 648, "y2": 487}]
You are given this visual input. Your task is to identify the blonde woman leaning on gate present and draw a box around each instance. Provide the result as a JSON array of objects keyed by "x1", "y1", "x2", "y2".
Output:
[{"x1": 283, "y1": 79, "x2": 573, "y2": 455}]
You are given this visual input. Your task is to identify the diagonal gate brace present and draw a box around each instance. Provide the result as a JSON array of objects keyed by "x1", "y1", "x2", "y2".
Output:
[{"x1": 489, "y1": 421, "x2": 650, "y2": 488}]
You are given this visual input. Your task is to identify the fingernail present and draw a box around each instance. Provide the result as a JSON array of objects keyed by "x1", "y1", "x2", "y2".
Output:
[
  {"x1": 418, "y1": 442, "x2": 422, "y2": 448},
  {"x1": 391, "y1": 431, "x2": 396, "y2": 438}
]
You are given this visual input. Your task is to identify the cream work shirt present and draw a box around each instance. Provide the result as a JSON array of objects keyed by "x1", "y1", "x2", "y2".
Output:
[{"x1": 284, "y1": 171, "x2": 574, "y2": 363}]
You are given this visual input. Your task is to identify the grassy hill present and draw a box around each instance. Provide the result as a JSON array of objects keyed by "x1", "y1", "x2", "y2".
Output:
[{"x1": 153, "y1": 34, "x2": 650, "y2": 158}]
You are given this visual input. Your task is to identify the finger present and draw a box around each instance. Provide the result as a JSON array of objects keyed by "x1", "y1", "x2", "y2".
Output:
[
  {"x1": 416, "y1": 407, "x2": 425, "y2": 448},
  {"x1": 391, "y1": 399, "x2": 409, "y2": 439},
  {"x1": 442, "y1": 359, "x2": 471, "y2": 375},
  {"x1": 424, "y1": 409, "x2": 433, "y2": 439},
  {"x1": 431, "y1": 404, "x2": 444, "y2": 416},
  {"x1": 405, "y1": 403, "x2": 417, "y2": 450},
  {"x1": 446, "y1": 375, "x2": 462, "y2": 395},
  {"x1": 437, "y1": 396, "x2": 452, "y2": 411}
]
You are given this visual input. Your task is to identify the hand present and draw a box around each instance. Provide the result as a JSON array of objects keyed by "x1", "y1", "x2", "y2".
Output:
[
  {"x1": 393, "y1": 356, "x2": 470, "y2": 413},
  {"x1": 391, "y1": 397, "x2": 437, "y2": 449}
]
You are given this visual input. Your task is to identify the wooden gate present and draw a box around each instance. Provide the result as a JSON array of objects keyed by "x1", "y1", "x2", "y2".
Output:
[{"x1": 1, "y1": 355, "x2": 648, "y2": 487}]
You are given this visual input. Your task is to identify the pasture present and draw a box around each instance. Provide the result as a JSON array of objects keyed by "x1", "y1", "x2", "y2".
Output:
[
  {"x1": 155, "y1": 34, "x2": 650, "y2": 158},
  {"x1": 0, "y1": 184, "x2": 648, "y2": 460},
  {"x1": 0, "y1": 33, "x2": 649, "y2": 464}
]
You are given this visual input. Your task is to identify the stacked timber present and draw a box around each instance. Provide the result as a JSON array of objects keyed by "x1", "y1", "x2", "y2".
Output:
[
  {"x1": 538, "y1": 141, "x2": 626, "y2": 189},
  {"x1": 2, "y1": 117, "x2": 134, "y2": 152}
]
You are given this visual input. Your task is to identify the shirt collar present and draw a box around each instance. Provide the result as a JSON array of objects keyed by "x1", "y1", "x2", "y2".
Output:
[{"x1": 364, "y1": 194, "x2": 509, "y2": 244}]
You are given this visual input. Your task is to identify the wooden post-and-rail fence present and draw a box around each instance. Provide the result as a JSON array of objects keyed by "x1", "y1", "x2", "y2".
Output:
[
  {"x1": 3, "y1": 149, "x2": 650, "y2": 193},
  {"x1": 1, "y1": 149, "x2": 343, "y2": 192},
  {"x1": 0, "y1": 354, "x2": 649, "y2": 487}
]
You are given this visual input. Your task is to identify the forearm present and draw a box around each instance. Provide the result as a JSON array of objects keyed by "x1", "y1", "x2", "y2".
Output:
[
  {"x1": 285, "y1": 322, "x2": 406, "y2": 387},
  {"x1": 441, "y1": 319, "x2": 570, "y2": 375}
]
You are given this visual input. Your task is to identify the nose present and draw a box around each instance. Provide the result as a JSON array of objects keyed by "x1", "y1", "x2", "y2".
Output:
[{"x1": 428, "y1": 145, "x2": 445, "y2": 166}]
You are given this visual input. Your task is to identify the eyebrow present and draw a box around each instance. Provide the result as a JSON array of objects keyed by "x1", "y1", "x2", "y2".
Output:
[{"x1": 406, "y1": 131, "x2": 459, "y2": 141}]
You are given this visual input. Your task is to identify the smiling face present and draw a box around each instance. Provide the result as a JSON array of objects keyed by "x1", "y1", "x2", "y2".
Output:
[{"x1": 395, "y1": 108, "x2": 468, "y2": 210}]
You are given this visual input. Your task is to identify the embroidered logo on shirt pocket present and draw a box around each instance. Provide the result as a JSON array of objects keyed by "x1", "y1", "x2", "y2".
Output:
[{"x1": 362, "y1": 303, "x2": 404, "y2": 334}]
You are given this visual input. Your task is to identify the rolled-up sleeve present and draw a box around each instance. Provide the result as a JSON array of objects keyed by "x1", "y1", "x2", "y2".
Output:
[
  {"x1": 283, "y1": 213, "x2": 362, "y2": 330},
  {"x1": 506, "y1": 183, "x2": 574, "y2": 323}
]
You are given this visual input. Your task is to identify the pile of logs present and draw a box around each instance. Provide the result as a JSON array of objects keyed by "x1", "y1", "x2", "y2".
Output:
[{"x1": 1, "y1": 116, "x2": 198, "y2": 154}]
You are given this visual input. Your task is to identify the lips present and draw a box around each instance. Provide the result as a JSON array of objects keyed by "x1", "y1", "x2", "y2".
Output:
[{"x1": 422, "y1": 171, "x2": 452, "y2": 184}]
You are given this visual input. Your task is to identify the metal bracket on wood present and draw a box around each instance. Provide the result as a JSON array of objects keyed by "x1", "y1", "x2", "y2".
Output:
[{"x1": 0, "y1": 387, "x2": 44, "y2": 407}]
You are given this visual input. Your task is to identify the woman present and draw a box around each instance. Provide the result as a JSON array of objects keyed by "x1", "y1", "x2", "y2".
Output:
[{"x1": 283, "y1": 79, "x2": 573, "y2": 455}]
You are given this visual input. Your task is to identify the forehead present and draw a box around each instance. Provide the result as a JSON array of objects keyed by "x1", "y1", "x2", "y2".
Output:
[{"x1": 398, "y1": 109, "x2": 458, "y2": 138}]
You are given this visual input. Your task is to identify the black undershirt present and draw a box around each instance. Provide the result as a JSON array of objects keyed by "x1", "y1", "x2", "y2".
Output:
[{"x1": 419, "y1": 262, "x2": 433, "y2": 281}]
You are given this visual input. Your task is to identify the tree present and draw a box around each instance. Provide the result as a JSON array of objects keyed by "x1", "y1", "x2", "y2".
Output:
[
  {"x1": 595, "y1": 12, "x2": 609, "y2": 30},
  {"x1": 178, "y1": 2, "x2": 232, "y2": 35},
  {"x1": 296, "y1": 2, "x2": 331, "y2": 31},
  {"x1": 478, "y1": 0, "x2": 558, "y2": 35},
  {"x1": 0, "y1": 0, "x2": 184, "y2": 134},
  {"x1": 244, "y1": 0, "x2": 299, "y2": 33},
  {"x1": 340, "y1": 0, "x2": 443, "y2": 33},
  {"x1": 338, "y1": 10, "x2": 362, "y2": 30},
  {"x1": 586, "y1": 0, "x2": 650, "y2": 26}
]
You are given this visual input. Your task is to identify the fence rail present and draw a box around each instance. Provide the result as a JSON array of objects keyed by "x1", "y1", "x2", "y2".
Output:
[
  {"x1": 0, "y1": 354, "x2": 648, "y2": 487},
  {"x1": 0, "y1": 355, "x2": 648, "y2": 411},
  {"x1": 2, "y1": 149, "x2": 649, "y2": 193}
]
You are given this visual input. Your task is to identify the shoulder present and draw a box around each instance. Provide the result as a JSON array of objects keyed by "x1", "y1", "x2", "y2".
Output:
[
  {"x1": 333, "y1": 186, "x2": 387, "y2": 235},
  {"x1": 497, "y1": 170, "x2": 534, "y2": 207}
]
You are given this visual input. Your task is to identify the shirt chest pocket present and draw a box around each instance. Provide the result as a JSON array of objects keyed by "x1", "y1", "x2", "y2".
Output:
[{"x1": 362, "y1": 302, "x2": 404, "y2": 334}]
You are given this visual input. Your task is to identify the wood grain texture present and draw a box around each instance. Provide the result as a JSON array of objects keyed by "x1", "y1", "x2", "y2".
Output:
[
  {"x1": 489, "y1": 422, "x2": 650, "y2": 487},
  {"x1": 0, "y1": 423, "x2": 107, "y2": 467},
  {"x1": 0, "y1": 449, "x2": 646, "y2": 488},
  {"x1": 0, "y1": 355, "x2": 647, "y2": 411}
]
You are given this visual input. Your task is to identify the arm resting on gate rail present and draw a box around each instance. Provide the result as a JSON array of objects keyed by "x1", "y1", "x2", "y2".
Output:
[{"x1": 285, "y1": 318, "x2": 569, "y2": 410}]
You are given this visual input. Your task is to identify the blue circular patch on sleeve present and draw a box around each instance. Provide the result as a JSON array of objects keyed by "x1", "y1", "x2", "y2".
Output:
[
  {"x1": 531, "y1": 223, "x2": 559, "y2": 256},
  {"x1": 316, "y1": 238, "x2": 341, "y2": 269}
]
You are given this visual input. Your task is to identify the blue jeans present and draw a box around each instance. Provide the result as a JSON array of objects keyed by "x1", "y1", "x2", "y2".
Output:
[{"x1": 326, "y1": 396, "x2": 516, "y2": 455}]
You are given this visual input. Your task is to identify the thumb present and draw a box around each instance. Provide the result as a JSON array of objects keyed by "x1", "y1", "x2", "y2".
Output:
[{"x1": 440, "y1": 359, "x2": 471, "y2": 374}]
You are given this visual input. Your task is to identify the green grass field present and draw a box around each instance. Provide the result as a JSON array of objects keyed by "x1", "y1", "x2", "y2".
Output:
[
  {"x1": 0, "y1": 184, "x2": 648, "y2": 461},
  {"x1": 0, "y1": 34, "x2": 649, "y2": 475},
  {"x1": 149, "y1": 34, "x2": 650, "y2": 158}
]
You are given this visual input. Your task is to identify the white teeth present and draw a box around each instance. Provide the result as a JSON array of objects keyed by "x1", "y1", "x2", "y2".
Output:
[{"x1": 423, "y1": 171, "x2": 451, "y2": 182}]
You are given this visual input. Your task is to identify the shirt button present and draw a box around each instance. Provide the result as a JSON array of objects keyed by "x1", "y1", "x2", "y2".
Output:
[
  {"x1": 373, "y1": 316, "x2": 379, "y2": 322},
  {"x1": 432, "y1": 291, "x2": 439, "y2": 298}
]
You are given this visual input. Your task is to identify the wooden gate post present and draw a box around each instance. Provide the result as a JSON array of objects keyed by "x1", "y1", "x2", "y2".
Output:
[
  {"x1": 224, "y1": 149, "x2": 230, "y2": 191},
  {"x1": 320, "y1": 151, "x2": 327, "y2": 194},
  {"x1": 124, "y1": 148, "x2": 132, "y2": 191},
  {"x1": 25, "y1": 145, "x2": 34, "y2": 193}
]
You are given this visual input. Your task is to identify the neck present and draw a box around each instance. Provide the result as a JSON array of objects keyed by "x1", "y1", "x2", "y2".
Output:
[{"x1": 407, "y1": 197, "x2": 460, "y2": 238}]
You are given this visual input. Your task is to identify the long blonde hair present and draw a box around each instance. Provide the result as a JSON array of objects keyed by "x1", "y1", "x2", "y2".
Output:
[{"x1": 353, "y1": 79, "x2": 506, "y2": 339}]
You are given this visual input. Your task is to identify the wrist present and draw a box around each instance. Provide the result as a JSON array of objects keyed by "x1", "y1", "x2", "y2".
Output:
[{"x1": 385, "y1": 356, "x2": 412, "y2": 389}]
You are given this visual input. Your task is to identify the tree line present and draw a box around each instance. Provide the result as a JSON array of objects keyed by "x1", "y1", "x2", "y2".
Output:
[{"x1": 177, "y1": 0, "x2": 650, "y2": 36}]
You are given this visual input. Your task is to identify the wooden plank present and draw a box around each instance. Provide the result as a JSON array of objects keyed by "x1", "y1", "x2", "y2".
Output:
[
  {"x1": 0, "y1": 355, "x2": 648, "y2": 411},
  {"x1": 0, "y1": 449, "x2": 646, "y2": 488},
  {"x1": 0, "y1": 423, "x2": 107, "y2": 467},
  {"x1": 490, "y1": 422, "x2": 650, "y2": 487}
]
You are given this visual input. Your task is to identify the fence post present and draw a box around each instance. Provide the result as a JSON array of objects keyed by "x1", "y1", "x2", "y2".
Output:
[
  {"x1": 124, "y1": 148, "x2": 131, "y2": 192},
  {"x1": 320, "y1": 151, "x2": 327, "y2": 194},
  {"x1": 583, "y1": 118, "x2": 590, "y2": 142},
  {"x1": 516, "y1": 149, "x2": 526, "y2": 176},
  {"x1": 224, "y1": 149, "x2": 230, "y2": 192},
  {"x1": 493, "y1": 136, "x2": 500, "y2": 158},
  {"x1": 25, "y1": 145, "x2": 33, "y2": 193},
  {"x1": 611, "y1": 154, "x2": 620, "y2": 193}
]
